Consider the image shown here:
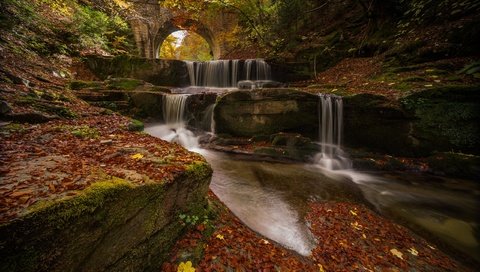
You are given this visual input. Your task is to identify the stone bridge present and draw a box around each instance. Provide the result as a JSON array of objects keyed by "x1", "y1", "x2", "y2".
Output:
[{"x1": 128, "y1": 0, "x2": 238, "y2": 59}]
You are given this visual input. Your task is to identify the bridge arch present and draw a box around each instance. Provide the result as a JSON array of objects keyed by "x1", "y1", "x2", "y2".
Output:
[{"x1": 154, "y1": 18, "x2": 220, "y2": 60}]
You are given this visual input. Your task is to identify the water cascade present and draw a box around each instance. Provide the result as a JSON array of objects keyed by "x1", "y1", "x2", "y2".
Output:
[
  {"x1": 145, "y1": 94, "x2": 199, "y2": 150},
  {"x1": 163, "y1": 94, "x2": 188, "y2": 124},
  {"x1": 315, "y1": 94, "x2": 352, "y2": 170},
  {"x1": 185, "y1": 59, "x2": 271, "y2": 88}
]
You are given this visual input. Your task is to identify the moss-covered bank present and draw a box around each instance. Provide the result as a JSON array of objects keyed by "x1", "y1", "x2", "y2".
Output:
[
  {"x1": 0, "y1": 162, "x2": 212, "y2": 272},
  {"x1": 80, "y1": 55, "x2": 189, "y2": 87}
]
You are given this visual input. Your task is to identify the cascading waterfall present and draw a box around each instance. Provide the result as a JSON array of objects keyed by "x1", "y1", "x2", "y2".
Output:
[
  {"x1": 314, "y1": 94, "x2": 352, "y2": 170},
  {"x1": 148, "y1": 94, "x2": 199, "y2": 150},
  {"x1": 185, "y1": 59, "x2": 271, "y2": 87},
  {"x1": 163, "y1": 94, "x2": 188, "y2": 124}
]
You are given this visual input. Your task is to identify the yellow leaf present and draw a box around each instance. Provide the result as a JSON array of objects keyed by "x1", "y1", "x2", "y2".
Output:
[
  {"x1": 350, "y1": 210, "x2": 358, "y2": 216},
  {"x1": 362, "y1": 233, "x2": 367, "y2": 239},
  {"x1": 131, "y1": 153, "x2": 144, "y2": 160},
  {"x1": 318, "y1": 263, "x2": 326, "y2": 272},
  {"x1": 408, "y1": 247, "x2": 419, "y2": 256},
  {"x1": 351, "y1": 221, "x2": 362, "y2": 230},
  {"x1": 177, "y1": 261, "x2": 195, "y2": 272},
  {"x1": 390, "y1": 248, "x2": 403, "y2": 259},
  {"x1": 260, "y1": 239, "x2": 269, "y2": 244},
  {"x1": 216, "y1": 234, "x2": 224, "y2": 240}
]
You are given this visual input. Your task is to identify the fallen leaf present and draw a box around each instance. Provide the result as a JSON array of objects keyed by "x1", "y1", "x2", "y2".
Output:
[
  {"x1": 408, "y1": 247, "x2": 418, "y2": 256},
  {"x1": 350, "y1": 210, "x2": 358, "y2": 216},
  {"x1": 216, "y1": 234, "x2": 224, "y2": 240},
  {"x1": 390, "y1": 248, "x2": 403, "y2": 259},
  {"x1": 177, "y1": 260, "x2": 195, "y2": 272},
  {"x1": 48, "y1": 183, "x2": 56, "y2": 193},
  {"x1": 260, "y1": 239, "x2": 270, "y2": 244},
  {"x1": 131, "y1": 153, "x2": 144, "y2": 160},
  {"x1": 351, "y1": 221, "x2": 362, "y2": 230},
  {"x1": 10, "y1": 190, "x2": 33, "y2": 197},
  {"x1": 318, "y1": 263, "x2": 326, "y2": 272}
]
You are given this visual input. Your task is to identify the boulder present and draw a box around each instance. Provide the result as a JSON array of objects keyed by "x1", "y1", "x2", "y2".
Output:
[
  {"x1": 130, "y1": 92, "x2": 164, "y2": 118},
  {"x1": 401, "y1": 85, "x2": 480, "y2": 155},
  {"x1": 214, "y1": 89, "x2": 319, "y2": 138},
  {"x1": 342, "y1": 94, "x2": 417, "y2": 156},
  {"x1": 0, "y1": 100, "x2": 12, "y2": 116},
  {"x1": 343, "y1": 86, "x2": 480, "y2": 156},
  {"x1": 0, "y1": 161, "x2": 212, "y2": 272}
]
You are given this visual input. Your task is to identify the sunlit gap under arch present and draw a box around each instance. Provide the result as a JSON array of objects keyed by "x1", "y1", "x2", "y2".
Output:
[{"x1": 158, "y1": 30, "x2": 213, "y2": 61}]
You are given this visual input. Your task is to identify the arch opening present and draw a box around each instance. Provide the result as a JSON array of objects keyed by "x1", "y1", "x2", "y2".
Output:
[
  {"x1": 158, "y1": 30, "x2": 213, "y2": 61},
  {"x1": 154, "y1": 18, "x2": 220, "y2": 60}
]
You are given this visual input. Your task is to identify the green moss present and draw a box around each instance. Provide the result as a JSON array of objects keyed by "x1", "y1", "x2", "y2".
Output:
[
  {"x1": 1, "y1": 123, "x2": 27, "y2": 133},
  {"x1": 402, "y1": 76, "x2": 426, "y2": 82},
  {"x1": 53, "y1": 107, "x2": 77, "y2": 118},
  {"x1": 71, "y1": 125, "x2": 100, "y2": 139},
  {"x1": 127, "y1": 119, "x2": 144, "y2": 131},
  {"x1": 185, "y1": 161, "x2": 211, "y2": 179},
  {"x1": 106, "y1": 78, "x2": 142, "y2": 91},
  {"x1": 427, "y1": 152, "x2": 480, "y2": 179},
  {"x1": 68, "y1": 80, "x2": 103, "y2": 90},
  {"x1": 27, "y1": 178, "x2": 133, "y2": 227},
  {"x1": 392, "y1": 82, "x2": 413, "y2": 91},
  {"x1": 401, "y1": 85, "x2": 480, "y2": 153}
]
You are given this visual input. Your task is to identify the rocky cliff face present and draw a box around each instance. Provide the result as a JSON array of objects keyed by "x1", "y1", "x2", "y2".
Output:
[
  {"x1": 0, "y1": 161, "x2": 212, "y2": 272},
  {"x1": 214, "y1": 89, "x2": 319, "y2": 138},
  {"x1": 212, "y1": 88, "x2": 480, "y2": 157},
  {"x1": 81, "y1": 55, "x2": 190, "y2": 87}
]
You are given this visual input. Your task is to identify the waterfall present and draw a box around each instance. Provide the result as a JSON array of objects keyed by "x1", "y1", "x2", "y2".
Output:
[
  {"x1": 163, "y1": 94, "x2": 188, "y2": 124},
  {"x1": 156, "y1": 94, "x2": 199, "y2": 150},
  {"x1": 315, "y1": 94, "x2": 351, "y2": 170},
  {"x1": 185, "y1": 59, "x2": 271, "y2": 87}
]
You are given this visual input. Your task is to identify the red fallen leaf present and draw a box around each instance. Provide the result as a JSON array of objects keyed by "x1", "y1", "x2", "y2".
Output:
[
  {"x1": 18, "y1": 196, "x2": 30, "y2": 204},
  {"x1": 10, "y1": 190, "x2": 33, "y2": 197},
  {"x1": 196, "y1": 224, "x2": 206, "y2": 232},
  {"x1": 48, "y1": 183, "x2": 56, "y2": 193}
]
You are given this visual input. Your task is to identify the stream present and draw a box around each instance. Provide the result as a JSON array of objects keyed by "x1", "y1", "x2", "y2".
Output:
[
  {"x1": 144, "y1": 59, "x2": 479, "y2": 263},
  {"x1": 145, "y1": 123, "x2": 480, "y2": 263}
]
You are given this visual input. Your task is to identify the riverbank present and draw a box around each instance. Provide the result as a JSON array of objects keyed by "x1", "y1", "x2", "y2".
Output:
[{"x1": 162, "y1": 191, "x2": 470, "y2": 271}]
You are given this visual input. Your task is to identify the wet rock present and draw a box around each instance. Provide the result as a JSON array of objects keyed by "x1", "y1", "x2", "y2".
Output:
[
  {"x1": 426, "y1": 152, "x2": 480, "y2": 179},
  {"x1": 401, "y1": 85, "x2": 480, "y2": 155},
  {"x1": 342, "y1": 94, "x2": 416, "y2": 156},
  {"x1": 214, "y1": 89, "x2": 318, "y2": 138},
  {"x1": 237, "y1": 80, "x2": 285, "y2": 89}
]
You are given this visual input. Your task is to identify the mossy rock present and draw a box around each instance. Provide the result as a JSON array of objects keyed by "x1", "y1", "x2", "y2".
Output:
[
  {"x1": 214, "y1": 89, "x2": 319, "y2": 138},
  {"x1": 68, "y1": 80, "x2": 103, "y2": 90},
  {"x1": 401, "y1": 85, "x2": 480, "y2": 154},
  {"x1": 342, "y1": 94, "x2": 419, "y2": 156},
  {"x1": 426, "y1": 152, "x2": 480, "y2": 179},
  {"x1": 83, "y1": 55, "x2": 190, "y2": 87},
  {"x1": 106, "y1": 78, "x2": 142, "y2": 91},
  {"x1": 0, "y1": 161, "x2": 213, "y2": 272},
  {"x1": 127, "y1": 119, "x2": 144, "y2": 132}
]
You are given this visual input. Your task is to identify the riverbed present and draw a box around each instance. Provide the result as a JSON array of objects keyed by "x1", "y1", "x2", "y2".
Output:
[{"x1": 145, "y1": 123, "x2": 480, "y2": 263}]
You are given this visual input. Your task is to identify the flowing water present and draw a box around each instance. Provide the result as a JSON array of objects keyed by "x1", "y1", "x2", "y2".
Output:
[
  {"x1": 185, "y1": 59, "x2": 272, "y2": 88},
  {"x1": 315, "y1": 94, "x2": 352, "y2": 170},
  {"x1": 145, "y1": 85, "x2": 480, "y2": 262}
]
